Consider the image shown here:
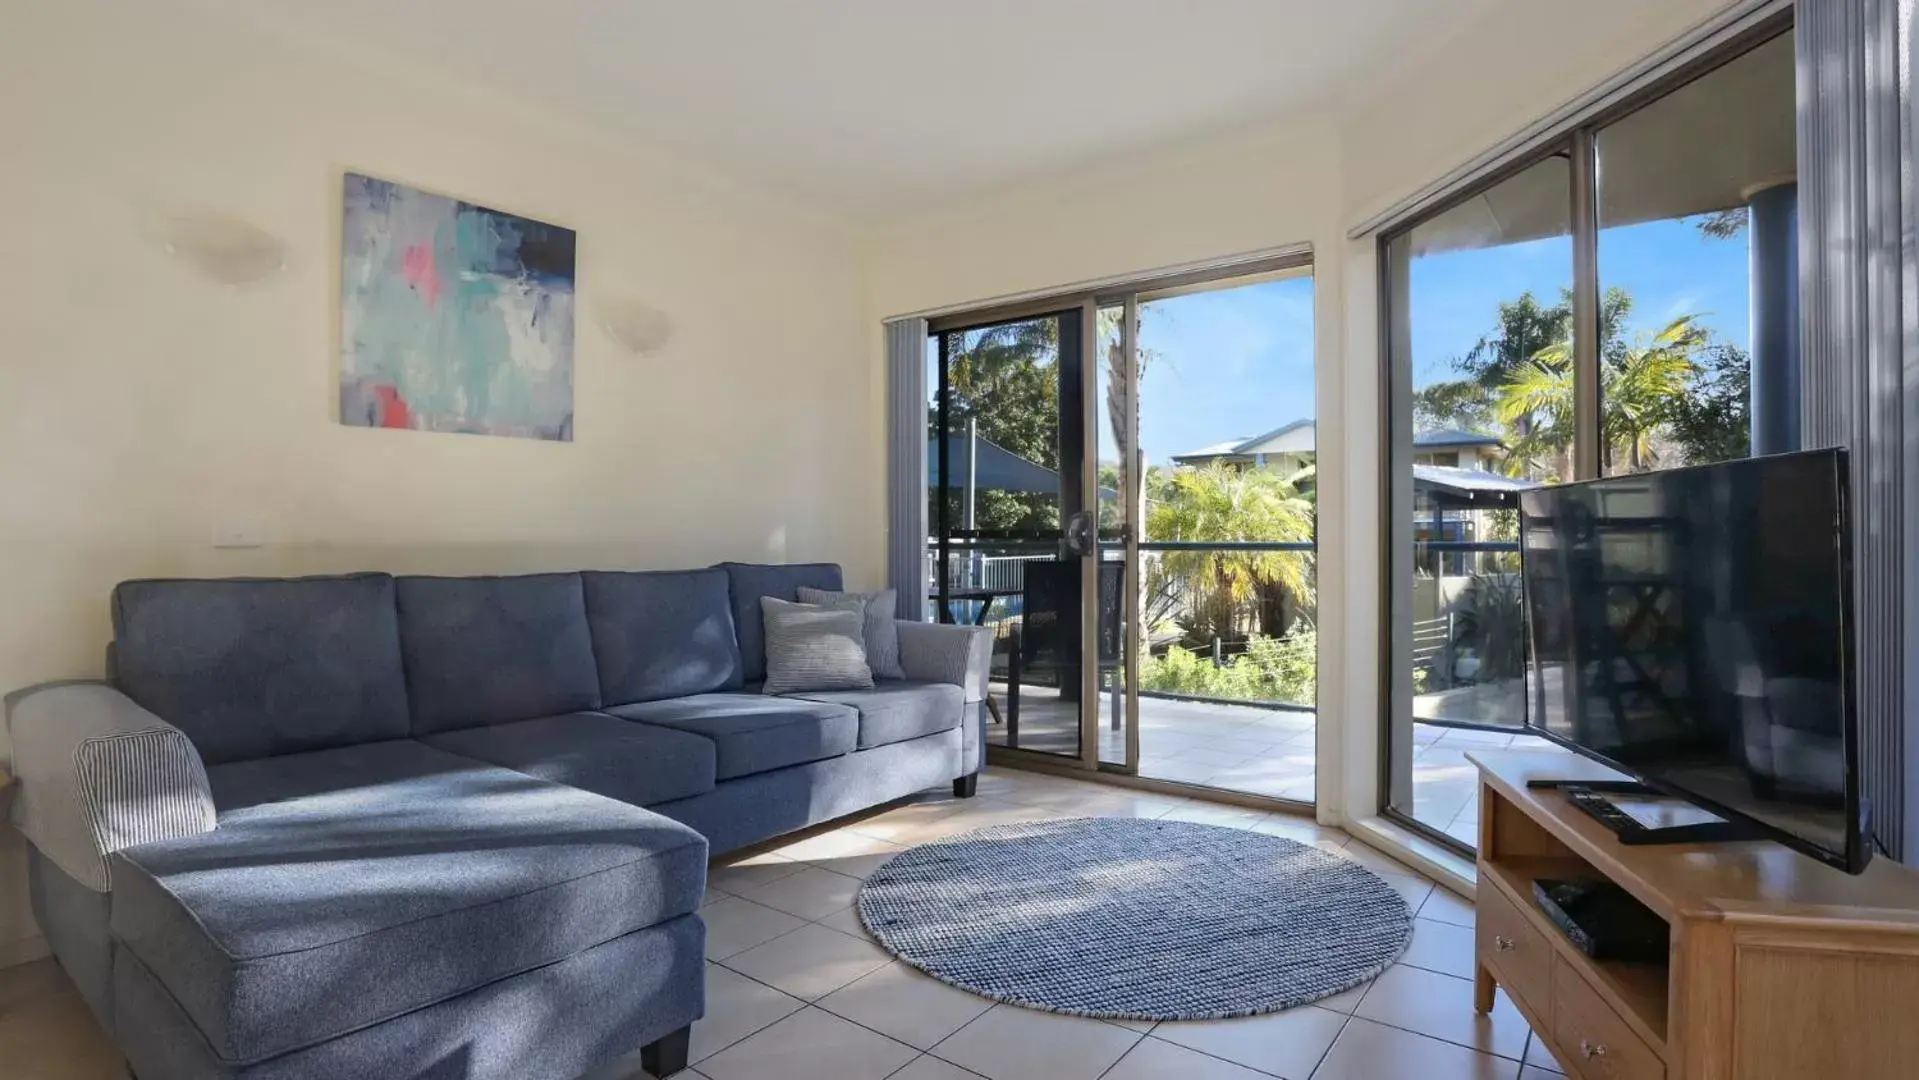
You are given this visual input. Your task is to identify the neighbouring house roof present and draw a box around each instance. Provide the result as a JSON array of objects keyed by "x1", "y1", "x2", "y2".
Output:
[
  {"x1": 1171, "y1": 419, "x2": 1501, "y2": 465},
  {"x1": 1411, "y1": 428, "x2": 1504, "y2": 449},
  {"x1": 1413, "y1": 464, "x2": 1539, "y2": 507}
]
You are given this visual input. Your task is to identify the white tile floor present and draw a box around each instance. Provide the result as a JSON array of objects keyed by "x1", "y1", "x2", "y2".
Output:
[
  {"x1": 676, "y1": 767, "x2": 1562, "y2": 1080},
  {"x1": 987, "y1": 691, "x2": 1569, "y2": 847},
  {"x1": 0, "y1": 767, "x2": 1570, "y2": 1080}
]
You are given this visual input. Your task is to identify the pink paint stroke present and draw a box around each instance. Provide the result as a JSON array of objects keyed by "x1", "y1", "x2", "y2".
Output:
[{"x1": 401, "y1": 243, "x2": 441, "y2": 308}]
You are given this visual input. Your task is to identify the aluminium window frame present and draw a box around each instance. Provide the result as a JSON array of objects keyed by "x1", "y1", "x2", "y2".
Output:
[{"x1": 1374, "y1": 11, "x2": 1798, "y2": 856}]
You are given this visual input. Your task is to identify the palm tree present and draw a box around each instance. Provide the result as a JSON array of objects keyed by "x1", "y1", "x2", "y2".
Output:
[
  {"x1": 1145, "y1": 464, "x2": 1315, "y2": 641},
  {"x1": 1496, "y1": 315, "x2": 1705, "y2": 477}
]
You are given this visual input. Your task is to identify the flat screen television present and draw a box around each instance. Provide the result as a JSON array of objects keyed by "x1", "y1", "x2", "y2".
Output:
[{"x1": 1518, "y1": 448, "x2": 1870, "y2": 873}]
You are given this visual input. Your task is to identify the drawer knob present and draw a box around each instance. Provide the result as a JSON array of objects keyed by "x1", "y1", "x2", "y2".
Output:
[
  {"x1": 1580, "y1": 1039, "x2": 1609, "y2": 1060},
  {"x1": 1493, "y1": 935, "x2": 1516, "y2": 952}
]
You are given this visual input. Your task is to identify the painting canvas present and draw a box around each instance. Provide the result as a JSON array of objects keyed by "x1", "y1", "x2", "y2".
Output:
[{"x1": 340, "y1": 173, "x2": 576, "y2": 440}]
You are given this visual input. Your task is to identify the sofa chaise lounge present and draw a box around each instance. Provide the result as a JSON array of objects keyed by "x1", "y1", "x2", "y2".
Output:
[{"x1": 5, "y1": 562, "x2": 990, "y2": 1080}]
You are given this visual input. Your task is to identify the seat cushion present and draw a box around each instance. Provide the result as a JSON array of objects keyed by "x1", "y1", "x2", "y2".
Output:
[
  {"x1": 109, "y1": 740, "x2": 705, "y2": 1067},
  {"x1": 582, "y1": 568, "x2": 743, "y2": 704},
  {"x1": 792, "y1": 680, "x2": 967, "y2": 749},
  {"x1": 422, "y1": 711, "x2": 718, "y2": 806},
  {"x1": 716, "y1": 562, "x2": 844, "y2": 682},
  {"x1": 395, "y1": 573, "x2": 602, "y2": 733},
  {"x1": 606, "y1": 691, "x2": 857, "y2": 780},
  {"x1": 110, "y1": 574, "x2": 411, "y2": 764}
]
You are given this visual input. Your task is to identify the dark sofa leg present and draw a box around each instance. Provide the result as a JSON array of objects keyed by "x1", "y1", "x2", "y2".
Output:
[
  {"x1": 641, "y1": 1025, "x2": 691, "y2": 1077},
  {"x1": 954, "y1": 773, "x2": 978, "y2": 799}
]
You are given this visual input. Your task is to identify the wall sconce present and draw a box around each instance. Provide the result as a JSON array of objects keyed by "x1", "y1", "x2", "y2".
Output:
[
  {"x1": 598, "y1": 298, "x2": 675, "y2": 356},
  {"x1": 152, "y1": 212, "x2": 286, "y2": 286}
]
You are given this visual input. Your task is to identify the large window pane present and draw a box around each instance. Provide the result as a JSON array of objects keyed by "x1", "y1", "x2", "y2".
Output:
[
  {"x1": 1596, "y1": 31, "x2": 1795, "y2": 475},
  {"x1": 1387, "y1": 154, "x2": 1574, "y2": 846},
  {"x1": 1112, "y1": 274, "x2": 1319, "y2": 800}
]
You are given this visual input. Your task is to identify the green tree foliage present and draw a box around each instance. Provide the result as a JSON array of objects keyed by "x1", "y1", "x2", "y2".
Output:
[
  {"x1": 1512, "y1": 313, "x2": 1707, "y2": 475},
  {"x1": 1138, "y1": 630, "x2": 1316, "y2": 706},
  {"x1": 1145, "y1": 464, "x2": 1315, "y2": 641},
  {"x1": 1667, "y1": 342, "x2": 1751, "y2": 464},
  {"x1": 931, "y1": 320, "x2": 1061, "y2": 531},
  {"x1": 1423, "y1": 282, "x2": 1747, "y2": 477}
]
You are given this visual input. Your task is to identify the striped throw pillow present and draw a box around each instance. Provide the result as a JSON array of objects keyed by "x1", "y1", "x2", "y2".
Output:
[
  {"x1": 797, "y1": 586, "x2": 904, "y2": 680},
  {"x1": 759, "y1": 597, "x2": 875, "y2": 694}
]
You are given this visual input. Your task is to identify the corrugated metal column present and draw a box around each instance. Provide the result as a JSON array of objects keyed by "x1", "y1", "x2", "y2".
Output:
[
  {"x1": 1798, "y1": 0, "x2": 1909, "y2": 858},
  {"x1": 885, "y1": 318, "x2": 930, "y2": 622}
]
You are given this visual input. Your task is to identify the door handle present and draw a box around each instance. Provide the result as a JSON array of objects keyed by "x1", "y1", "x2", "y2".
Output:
[{"x1": 1064, "y1": 511, "x2": 1096, "y2": 557}]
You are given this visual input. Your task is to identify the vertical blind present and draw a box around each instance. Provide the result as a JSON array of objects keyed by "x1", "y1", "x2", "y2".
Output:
[{"x1": 885, "y1": 318, "x2": 929, "y2": 622}]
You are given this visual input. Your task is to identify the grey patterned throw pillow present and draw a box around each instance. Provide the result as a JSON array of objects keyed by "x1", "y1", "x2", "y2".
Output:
[
  {"x1": 797, "y1": 586, "x2": 904, "y2": 680},
  {"x1": 759, "y1": 597, "x2": 875, "y2": 694}
]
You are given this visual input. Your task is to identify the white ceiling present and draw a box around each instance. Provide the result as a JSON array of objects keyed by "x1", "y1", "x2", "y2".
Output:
[{"x1": 243, "y1": 0, "x2": 1503, "y2": 218}]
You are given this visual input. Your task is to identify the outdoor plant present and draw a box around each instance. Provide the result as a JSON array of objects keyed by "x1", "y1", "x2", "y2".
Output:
[
  {"x1": 1451, "y1": 572, "x2": 1527, "y2": 683},
  {"x1": 1138, "y1": 628, "x2": 1317, "y2": 707}
]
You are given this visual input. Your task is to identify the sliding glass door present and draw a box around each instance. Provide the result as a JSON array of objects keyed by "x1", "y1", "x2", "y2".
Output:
[
  {"x1": 1099, "y1": 272, "x2": 1320, "y2": 804},
  {"x1": 1380, "y1": 20, "x2": 1796, "y2": 850},
  {"x1": 929, "y1": 306, "x2": 1100, "y2": 765},
  {"x1": 925, "y1": 258, "x2": 1320, "y2": 801}
]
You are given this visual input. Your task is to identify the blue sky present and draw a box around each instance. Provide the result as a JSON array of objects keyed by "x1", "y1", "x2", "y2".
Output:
[{"x1": 1116, "y1": 217, "x2": 1752, "y2": 466}]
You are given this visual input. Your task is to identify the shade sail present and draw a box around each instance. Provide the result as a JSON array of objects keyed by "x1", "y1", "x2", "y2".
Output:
[{"x1": 929, "y1": 434, "x2": 1064, "y2": 493}]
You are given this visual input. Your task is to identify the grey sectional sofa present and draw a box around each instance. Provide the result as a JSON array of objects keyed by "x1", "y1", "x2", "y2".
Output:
[{"x1": 4, "y1": 562, "x2": 990, "y2": 1080}]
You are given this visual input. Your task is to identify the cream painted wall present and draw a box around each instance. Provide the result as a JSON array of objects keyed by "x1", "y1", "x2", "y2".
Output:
[
  {"x1": 0, "y1": 0, "x2": 873, "y2": 960},
  {"x1": 866, "y1": 0, "x2": 1737, "y2": 847}
]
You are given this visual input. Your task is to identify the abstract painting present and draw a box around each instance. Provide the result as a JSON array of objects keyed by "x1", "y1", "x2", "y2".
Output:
[{"x1": 340, "y1": 173, "x2": 576, "y2": 441}]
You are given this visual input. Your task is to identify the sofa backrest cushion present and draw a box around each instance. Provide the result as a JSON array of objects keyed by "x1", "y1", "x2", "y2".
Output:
[
  {"x1": 395, "y1": 573, "x2": 602, "y2": 733},
  {"x1": 111, "y1": 575, "x2": 412, "y2": 765},
  {"x1": 715, "y1": 562, "x2": 845, "y2": 681},
  {"x1": 581, "y1": 569, "x2": 742, "y2": 704}
]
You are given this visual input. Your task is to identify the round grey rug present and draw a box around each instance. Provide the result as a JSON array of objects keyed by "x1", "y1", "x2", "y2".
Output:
[{"x1": 856, "y1": 816, "x2": 1412, "y2": 1021}]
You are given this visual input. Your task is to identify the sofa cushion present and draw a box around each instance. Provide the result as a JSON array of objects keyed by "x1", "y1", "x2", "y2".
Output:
[
  {"x1": 109, "y1": 740, "x2": 705, "y2": 1067},
  {"x1": 395, "y1": 573, "x2": 601, "y2": 733},
  {"x1": 791, "y1": 680, "x2": 967, "y2": 749},
  {"x1": 111, "y1": 575, "x2": 411, "y2": 764},
  {"x1": 582, "y1": 569, "x2": 742, "y2": 704},
  {"x1": 422, "y1": 711, "x2": 717, "y2": 806},
  {"x1": 716, "y1": 562, "x2": 844, "y2": 682},
  {"x1": 606, "y1": 691, "x2": 857, "y2": 780}
]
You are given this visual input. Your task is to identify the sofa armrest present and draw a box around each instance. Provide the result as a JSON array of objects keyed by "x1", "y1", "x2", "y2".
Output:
[
  {"x1": 5, "y1": 681, "x2": 215, "y2": 891},
  {"x1": 895, "y1": 621, "x2": 992, "y2": 702}
]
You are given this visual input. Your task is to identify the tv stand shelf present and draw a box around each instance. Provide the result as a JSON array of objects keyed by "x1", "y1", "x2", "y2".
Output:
[{"x1": 1469, "y1": 751, "x2": 1919, "y2": 1080}]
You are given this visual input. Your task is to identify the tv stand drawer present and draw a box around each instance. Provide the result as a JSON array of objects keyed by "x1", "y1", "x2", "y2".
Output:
[
  {"x1": 1476, "y1": 877, "x2": 1551, "y2": 1009},
  {"x1": 1552, "y1": 953, "x2": 1663, "y2": 1080}
]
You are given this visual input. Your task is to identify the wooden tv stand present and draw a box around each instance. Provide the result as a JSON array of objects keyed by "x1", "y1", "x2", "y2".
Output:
[{"x1": 1469, "y1": 751, "x2": 1919, "y2": 1080}]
